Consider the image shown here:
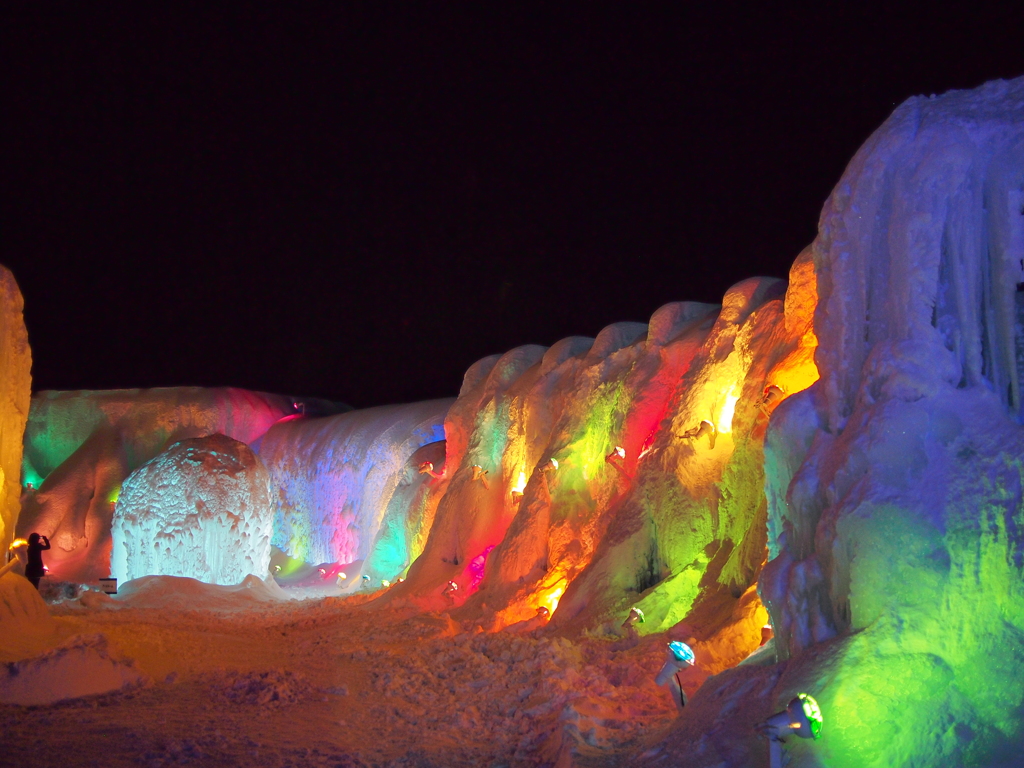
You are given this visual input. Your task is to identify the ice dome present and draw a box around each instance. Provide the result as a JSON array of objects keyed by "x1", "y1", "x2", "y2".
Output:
[{"x1": 111, "y1": 433, "x2": 274, "y2": 585}]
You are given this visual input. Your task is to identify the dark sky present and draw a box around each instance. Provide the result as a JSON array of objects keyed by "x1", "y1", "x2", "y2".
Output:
[{"x1": 3, "y1": 5, "x2": 1024, "y2": 408}]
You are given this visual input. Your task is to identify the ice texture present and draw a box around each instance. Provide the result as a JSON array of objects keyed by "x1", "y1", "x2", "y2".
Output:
[
  {"x1": 752, "y1": 77, "x2": 1024, "y2": 767},
  {"x1": 254, "y1": 399, "x2": 451, "y2": 580},
  {"x1": 111, "y1": 434, "x2": 274, "y2": 585},
  {"x1": 17, "y1": 387, "x2": 293, "y2": 581},
  {"x1": 387, "y1": 268, "x2": 817, "y2": 675},
  {"x1": 0, "y1": 265, "x2": 31, "y2": 553}
]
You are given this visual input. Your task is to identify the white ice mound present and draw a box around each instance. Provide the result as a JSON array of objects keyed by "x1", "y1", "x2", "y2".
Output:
[
  {"x1": 0, "y1": 633, "x2": 147, "y2": 705},
  {"x1": 111, "y1": 434, "x2": 274, "y2": 585}
]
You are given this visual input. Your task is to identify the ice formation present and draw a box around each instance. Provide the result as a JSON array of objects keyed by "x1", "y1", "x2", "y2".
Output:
[
  {"x1": 254, "y1": 399, "x2": 451, "y2": 582},
  {"x1": 0, "y1": 266, "x2": 31, "y2": 553},
  {"x1": 382, "y1": 271, "x2": 815, "y2": 667},
  {"x1": 0, "y1": 74, "x2": 1020, "y2": 767},
  {"x1": 750, "y1": 76, "x2": 1024, "y2": 767},
  {"x1": 17, "y1": 387, "x2": 293, "y2": 580},
  {"x1": 111, "y1": 434, "x2": 275, "y2": 585}
]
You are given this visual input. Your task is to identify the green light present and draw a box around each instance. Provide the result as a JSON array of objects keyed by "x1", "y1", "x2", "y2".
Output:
[{"x1": 798, "y1": 693, "x2": 823, "y2": 739}]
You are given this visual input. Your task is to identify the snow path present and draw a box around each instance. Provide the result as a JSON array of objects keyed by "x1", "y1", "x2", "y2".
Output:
[{"x1": 1, "y1": 594, "x2": 680, "y2": 767}]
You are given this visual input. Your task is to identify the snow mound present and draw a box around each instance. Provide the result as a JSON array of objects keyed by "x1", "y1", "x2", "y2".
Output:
[
  {"x1": 114, "y1": 573, "x2": 291, "y2": 611},
  {"x1": 111, "y1": 434, "x2": 274, "y2": 585},
  {"x1": 0, "y1": 633, "x2": 147, "y2": 705},
  {"x1": 0, "y1": 568, "x2": 52, "y2": 627},
  {"x1": 206, "y1": 668, "x2": 313, "y2": 707}
]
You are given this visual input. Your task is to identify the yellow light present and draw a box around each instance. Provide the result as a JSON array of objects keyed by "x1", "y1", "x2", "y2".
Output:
[
  {"x1": 511, "y1": 470, "x2": 527, "y2": 495},
  {"x1": 717, "y1": 387, "x2": 740, "y2": 434},
  {"x1": 542, "y1": 585, "x2": 565, "y2": 615},
  {"x1": 8, "y1": 538, "x2": 27, "y2": 550},
  {"x1": 549, "y1": 458, "x2": 558, "y2": 470}
]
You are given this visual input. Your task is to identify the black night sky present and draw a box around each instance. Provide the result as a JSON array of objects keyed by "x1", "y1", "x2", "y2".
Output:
[{"x1": 4, "y1": 5, "x2": 1024, "y2": 408}]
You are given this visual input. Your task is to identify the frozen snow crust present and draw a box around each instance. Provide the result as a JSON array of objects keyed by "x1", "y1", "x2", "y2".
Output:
[
  {"x1": 112, "y1": 434, "x2": 275, "y2": 585},
  {"x1": 0, "y1": 632, "x2": 147, "y2": 705}
]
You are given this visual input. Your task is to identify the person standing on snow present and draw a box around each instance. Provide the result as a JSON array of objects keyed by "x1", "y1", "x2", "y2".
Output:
[{"x1": 24, "y1": 532, "x2": 50, "y2": 590}]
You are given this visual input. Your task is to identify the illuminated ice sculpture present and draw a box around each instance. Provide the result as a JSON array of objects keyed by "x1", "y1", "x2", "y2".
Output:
[
  {"x1": 758, "y1": 693, "x2": 822, "y2": 768},
  {"x1": 111, "y1": 434, "x2": 274, "y2": 585}
]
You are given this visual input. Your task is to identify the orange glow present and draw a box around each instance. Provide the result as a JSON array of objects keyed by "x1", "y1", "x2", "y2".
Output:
[
  {"x1": 511, "y1": 470, "x2": 527, "y2": 496},
  {"x1": 541, "y1": 584, "x2": 565, "y2": 615},
  {"x1": 8, "y1": 538, "x2": 27, "y2": 550},
  {"x1": 768, "y1": 339, "x2": 819, "y2": 400},
  {"x1": 768, "y1": 249, "x2": 819, "y2": 401}
]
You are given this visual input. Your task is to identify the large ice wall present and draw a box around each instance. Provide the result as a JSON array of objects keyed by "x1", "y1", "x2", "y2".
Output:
[
  {"x1": 254, "y1": 399, "x2": 451, "y2": 579},
  {"x1": 0, "y1": 266, "x2": 32, "y2": 553},
  {"x1": 111, "y1": 434, "x2": 274, "y2": 584},
  {"x1": 17, "y1": 387, "x2": 293, "y2": 581},
  {"x1": 752, "y1": 77, "x2": 1024, "y2": 767},
  {"x1": 389, "y1": 262, "x2": 818, "y2": 673}
]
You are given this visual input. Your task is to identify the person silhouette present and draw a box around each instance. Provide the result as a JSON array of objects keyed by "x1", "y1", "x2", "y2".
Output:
[{"x1": 25, "y1": 533, "x2": 50, "y2": 590}]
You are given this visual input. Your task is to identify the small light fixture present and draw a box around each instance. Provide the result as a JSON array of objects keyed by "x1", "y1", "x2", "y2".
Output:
[
  {"x1": 418, "y1": 461, "x2": 444, "y2": 479},
  {"x1": 622, "y1": 606, "x2": 645, "y2": 630},
  {"x1": 606, "y1": 446, "x2": 626, "y2": 462},
  {"x1": 442, "y1": 580, "x2": 459, "y2": 601},
  {"x1": 681, "y1": 421, "x2": 716, "y2": 449},
  {"x1": 757, "y1": 384, "x2": 785, "y2": 416},
  {"x1": 655, "y1": 641, "x2": 696, "y2": 712},
  {"x1": 382, "y1": 579, "x2": 391, "y2": 588},
  {"x1": 759, "y1": 693, "x2": 823, "y2": 768}
]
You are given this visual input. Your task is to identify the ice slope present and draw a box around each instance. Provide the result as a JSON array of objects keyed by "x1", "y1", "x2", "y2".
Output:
[
  {"x1": 0, "y1": 266, "x2": 31, "y2": 553},
  {"x1": 254, "y1": 399, "x2": 452, "y2": 582},
  {"x1": 111, "y1": 434, "x2": 275, "y2": 585},
  {"x1": 16, "y1": 387, "x2": 294, "y2": 581}
]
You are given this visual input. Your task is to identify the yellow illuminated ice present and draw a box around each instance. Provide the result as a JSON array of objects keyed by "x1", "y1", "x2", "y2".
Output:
[
  {"x1": 511, "y1": 470, "x2": 527, "y2": 495},
  {"x1": 717, "y1": 386, "x2": 740, "y2": 434},
  {"x1": 542, "y1": 584, "x2": 565, "y2": 614}
]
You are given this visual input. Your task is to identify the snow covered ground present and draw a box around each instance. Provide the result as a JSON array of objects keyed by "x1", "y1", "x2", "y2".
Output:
[{"x1": 0, "y1": 576, "x2": 685, "y2": 768}]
